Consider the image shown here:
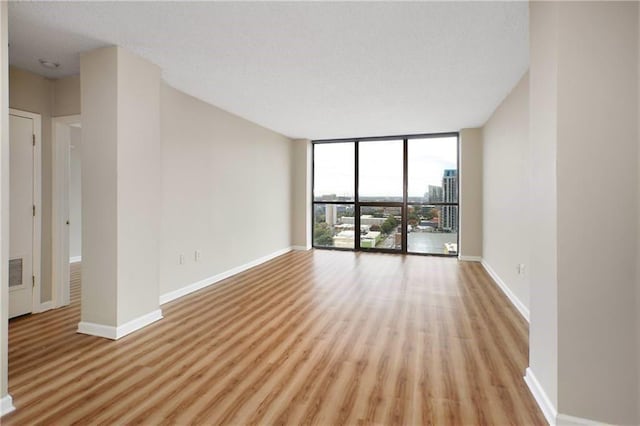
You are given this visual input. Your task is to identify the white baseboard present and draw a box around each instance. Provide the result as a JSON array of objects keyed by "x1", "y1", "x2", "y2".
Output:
[
  {"x1": 291, "y1": 245, "x2": 311, "y2": 251},
  {"x1": 159, "y1": 246, "x2": 293, "y2": 305},
  {"x1": 481, "y1": 259, "x2": 529, "y2": 322},
  {"x1": 78, "y1": 321, "x2": 117, "y2": 339},
  {"x1": 77, "y1": 309, "x2": 163, "y2": 340},
  {"x1": 556, "y1": 414, "x2": 614, "y2": 426},
  {"x1": 1, "y1": 394, "x2": 15, "y2": 417},
  {"x1": 458, "y1": 255, "x2": 482, "y2": 262},
  {"x1": 523, "y1": 368, "x2": 613, "y2": 426},
  {"x1": 524, "y1": 368, "x2": 557, "y2": 425},
  {"x1": 69, "y1": 255, "x2": 82, "y2": 263},
  {"x1": 38, "y1": 300, "x2": 54, "y2": 313},
  {"x1": 116, "y1": 309, "x2": 163, "y2": 339}
]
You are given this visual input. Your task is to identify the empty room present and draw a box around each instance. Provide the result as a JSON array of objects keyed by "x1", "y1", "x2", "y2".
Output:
[{"x1": 0, "y1": 1, "x2": 639, "y2": 425}]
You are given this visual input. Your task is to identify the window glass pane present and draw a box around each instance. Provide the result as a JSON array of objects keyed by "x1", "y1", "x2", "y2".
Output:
[
  {"x1": 313, "y1": 203, "x2": 355, "y2": 248},
  {"x1": 407, "y1": 205, "x2": 458, "y2": 254},
  {"x1": 358, "y1": 140, "x2": 403, "y2": 202},
  {"x1": 408, "y1": 137, "x2": 458, "y2": 203},
  {"x1": 313, "y1": 142, "x2": 354, "y2": 201},
  {"x1": 359, "y1": 206, "x2": 402, "y2": 250}
]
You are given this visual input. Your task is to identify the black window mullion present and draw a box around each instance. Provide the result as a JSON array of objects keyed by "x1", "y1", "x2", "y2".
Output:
[
  {"x1": 354, "y1": 140, "x2": 360, "y2": 250},
  {"x1": 402, "y1": 138, "x2": 408, "y2": 253}
]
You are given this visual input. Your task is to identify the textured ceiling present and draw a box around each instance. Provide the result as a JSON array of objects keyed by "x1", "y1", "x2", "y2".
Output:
[{"x1": 8, "y1": 1, "x2": 528, "y2": 139}]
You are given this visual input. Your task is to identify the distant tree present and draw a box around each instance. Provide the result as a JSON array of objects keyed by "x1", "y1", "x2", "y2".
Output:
[
  {"x1": 370, "y1": 224, "x2": 381, "y2": 232},
  {"x1": 408, "y1": 210, "x2": 420, "y2": 225},
  {"x1": 381, "y1": 221, "x2": 393, "y2": 234},
  {"x1": 314, "y1": 223, "x2": 334, "y2": 246},
  {"x1": 381, "y1": 216, "x2": 397, "y2": 234}
]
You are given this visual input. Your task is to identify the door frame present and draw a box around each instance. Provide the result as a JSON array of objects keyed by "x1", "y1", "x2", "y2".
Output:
[
  {"x1": 51, "y1": 114, "x2": 80, "y2": 309},
  {"x1": 8, "y1": 108, "x2": 42, "y2": 314}
]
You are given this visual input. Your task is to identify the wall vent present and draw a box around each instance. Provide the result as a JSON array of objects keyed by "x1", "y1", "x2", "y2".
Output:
[{"x1": 9, "y1": 258, "x2": 23, "y2": 287}]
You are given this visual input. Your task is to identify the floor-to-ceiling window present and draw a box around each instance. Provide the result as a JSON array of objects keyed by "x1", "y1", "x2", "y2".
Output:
[{"x1": 312, "y1": 133, "x2": 459, "y2": 256}]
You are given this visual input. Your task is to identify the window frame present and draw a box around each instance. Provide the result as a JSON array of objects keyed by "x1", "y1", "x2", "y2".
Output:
[{"x1": 311, "y1": 132, "x2": 460, "y2": 257}]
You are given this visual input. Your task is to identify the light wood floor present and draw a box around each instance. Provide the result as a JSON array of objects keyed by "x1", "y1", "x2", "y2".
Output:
[{"x1": 5, "y1": 250, "x2": 545, "y2": 425}]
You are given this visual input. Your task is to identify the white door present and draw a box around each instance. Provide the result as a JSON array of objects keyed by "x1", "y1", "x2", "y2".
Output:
[{"x1": 9, "y1": 113, "x2": 35, "y2": 318}]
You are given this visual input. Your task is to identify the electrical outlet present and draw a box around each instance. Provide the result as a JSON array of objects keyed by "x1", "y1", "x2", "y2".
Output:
[
  {"x1": 195, "y1": 250, "x2": 201, "y2": 262},
  {"x1": 517, "y1": 264, "x2": 526, "y2": 275},
  {"x1": 179, "y1": 254, "x2": 184, "y2": 265}
]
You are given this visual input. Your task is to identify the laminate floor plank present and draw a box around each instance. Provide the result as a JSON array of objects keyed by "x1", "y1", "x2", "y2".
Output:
[{"x1": 5, "y1": 250, "x2": 545, "y2": 425}]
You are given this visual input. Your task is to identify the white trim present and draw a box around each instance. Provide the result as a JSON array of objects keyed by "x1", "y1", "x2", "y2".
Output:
[
  {"x1": 77, "y1": 321, "x2": 117, "y2": 339},
  {"x1": 9, "y1": 109, "x2": 41, "y2": 315},
  {"x1": 77, "y1": 309, "x2": 163, "y2": 340},
  {"x1": 69, "y1": 256, "x2": 82, "y2": 263},
  {"x1": 160, "y1": 246, "x2": 293, "y2": 305},
  {"x1": 38, "y1": 300, "x2": 53, "y2": 313},
  {"x1": 52, "y1": 115, "x2": 80, "y2": 309},
  {"x1": 0, "y1": 394, "x2": 15, "y2": 417},
  {"x1": 291, "y1": 245, "x2": 311, "y2": 251},
  {"x1": 115, "y1": 309, "x2": 163, "y2": 339},
  {"x1": 556, "y1": 414, "x2": 614, "y2": 426},
  {"x1": 481, "y1": 259, "x2": 529, "y2": 322},
  {"x1": 458, "y1": 255, "x2": 481, "y2": 262},
  {"x1": 524, "y1": 368, "x2": 557, "y2": 426}
]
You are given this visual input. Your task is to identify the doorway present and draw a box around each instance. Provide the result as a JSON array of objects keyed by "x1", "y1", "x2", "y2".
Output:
[
  {"x1": 8, "y1": 109, "x2": 41, "y2": 318},
  {"x1": 52, "y1": 115, "x2": 81, "y2": 308}
]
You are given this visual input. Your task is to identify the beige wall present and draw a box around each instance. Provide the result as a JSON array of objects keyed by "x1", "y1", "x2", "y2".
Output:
[
  {"x1": 554, "y1": 2, "x2": 638, "y2": 422},
  {"x1": 528, "y1": 1, "x2": 559, "y2": 411},
  {"x1": 80, "y1": 48, "x2": 118, "y2": 326},
  {"x1": 290, "y1": 139, "x2": 311, "y2": 249},
  {"x1": 0, "y1": 0, "x2": 10, "y2": 410},
  {"x1": 458, "y1": 128, "x2": 482, "y2": 259},
  {"x1": 115, "y1": 48, "x2": 161, "y2": 324},
  {"x1": 80, "y1": 46, "x2": 162, "y2": 328},
  {"x1": 481, "y1": 73, "x2": 530, "y2": 310},
  {"x1": 159, "y1": 83, "x2": 292, "y2": 297},
  {"x1": 53, "y1": 75, "x2": 80, "y2": 117},
  {"x1": 528, "y1": 2, "x2": 640, "y2": 424}
]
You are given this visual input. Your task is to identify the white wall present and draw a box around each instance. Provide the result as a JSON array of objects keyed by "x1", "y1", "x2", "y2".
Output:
[
  {"x1": 159, "y1": 83, "x2": 292, "y2": 297},
  {"x1": 69, "y1": 127, "x2": 81, "y2": 261},
  {"x1": 481, "y1": 73, "x2": 530, "y2": 315}
]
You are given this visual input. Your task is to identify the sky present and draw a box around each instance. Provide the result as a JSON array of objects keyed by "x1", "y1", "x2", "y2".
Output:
[{"x1": 313, "y1": 137, "x2": 457, "y2": 199}]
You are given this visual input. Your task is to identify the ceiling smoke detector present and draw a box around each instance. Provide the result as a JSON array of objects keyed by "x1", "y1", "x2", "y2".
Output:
[{"x1": 38, "y1": 59, "x2": 60, "y2": 69}]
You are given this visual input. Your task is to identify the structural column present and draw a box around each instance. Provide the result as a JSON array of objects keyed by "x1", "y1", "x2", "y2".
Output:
[
  {"x1": 528, "y1": 2, "x2": 639, "y2": 424},
  {"x1": 458, "y1": 128, "x2": 483, "y2": 260},
  {"x1": 291, "y1": 139, "x2": 312, "y2": 250},
  {"x1": 79, "y1": 47, "x2": 162, "y2": 339}
]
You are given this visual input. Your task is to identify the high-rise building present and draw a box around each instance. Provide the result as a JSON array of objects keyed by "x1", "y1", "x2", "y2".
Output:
[
  {"x1": 424, "y1": 185, "x2": 443, "y2": 203},
  {"x1": 442, "y1": 169, "x2": 458, "y2": 231},
  {"x1": 325, "y1": 204, "x2": 337, "y2": 226}
]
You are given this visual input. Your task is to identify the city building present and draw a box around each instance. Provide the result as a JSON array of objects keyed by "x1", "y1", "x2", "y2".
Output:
[
  {"x1": 424, "y1": 184, "x2": 443, "y2": 203},
  {"x1": 324, "y1": 204, "x2": 337, "y2": 226},
  {"x1": 441, "y1": 169, "x2": 458, "y2": 231}
]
